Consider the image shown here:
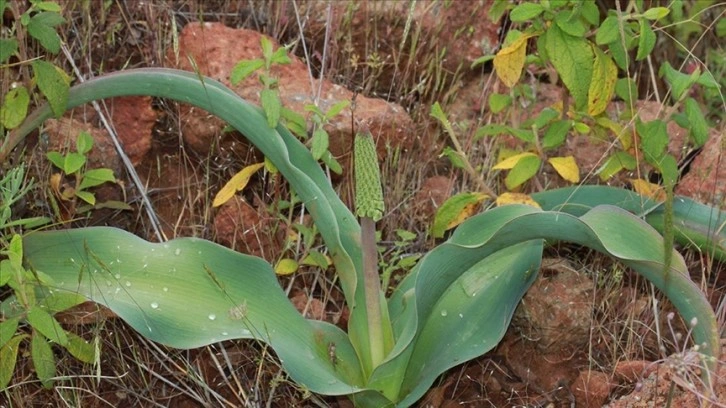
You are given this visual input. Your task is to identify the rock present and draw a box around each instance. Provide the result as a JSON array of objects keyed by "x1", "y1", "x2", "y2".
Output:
[
  {"x1": 212, "y1": 196, "x2": 281, "y2": 259},
  {"x1": 676, "y1": 129, "x2": 725, "y2": 207},
  {"x1": 512, "y1": 258, "x2": 594, "y2": 352},
  {"x1": 290, "y1": 292, "x2": 325, "y2": 321},
  {"x1": 102, "y1": 96, "x2": 156, "y2": 166},
  {"x1": 412, "y1": 175, "x2": 454, "y2": 219},
  {"x1": 168, "y1": 22, "x2": 414, "y2": 162},
  {"x1": 572, "y1": 371, "x2": 614, "y2": 408}
]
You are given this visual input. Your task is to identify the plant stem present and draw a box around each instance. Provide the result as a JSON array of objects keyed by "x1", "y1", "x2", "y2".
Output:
[{"x1": 361, "y1": 216, "x2": 384, "y2": 368}]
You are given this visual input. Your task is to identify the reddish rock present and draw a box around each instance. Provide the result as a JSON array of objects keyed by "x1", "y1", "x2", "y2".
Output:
[
  {"x1": 212, "y1": 196, "x2": 281, "y2": 259},
  {"x1": 290, "y1": 292, "x2": 325, "y2": 321},
  {"x1": 168, "y1": 22, "x2": 413, "y2": 162},
  {"x1": 572, "y1": 371, "x2": 614, "y2": 408},
  {"x1": 42, "y1": 117, "x2": 122, "y2": 174},
  {"x1": 512, "y1": 258, "x2": 594, "y2": 352},
  {"x1": 613, "y1": 360, "x2": 656, "y2": 383},
  {"x1": 676, "y1": 129, "x2": 725, "y2": 207},
  {"x1": 103, "y1": 96, "x2": 157, "y2": 165}
]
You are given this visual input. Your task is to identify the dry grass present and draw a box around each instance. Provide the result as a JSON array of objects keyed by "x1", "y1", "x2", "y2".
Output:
[{"x1": 2, "y1": 0, "x2": 725, "y2": 407}]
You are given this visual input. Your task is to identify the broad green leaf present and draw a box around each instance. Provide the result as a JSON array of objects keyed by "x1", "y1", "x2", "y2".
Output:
[
  {"x1": 530, "y1": 107, "x2": 560, "y2": 130},
  {"x1": 684, "y1": 97, "x2": 708, "y2": 147},
  {"x1": 75, "y1": 130, "x2": 94, "y2": 154},
  {"x1": 636, "y1": 118, "x2": 668, "y2": 164},
  {"x1": 588, "y1": 47, "x2": 617, "y2": 116},
  {"x1": 0, "y1": 38, "x2": 18, "y2": 63},
  {"x1": 544, "y1": 24, "x2": 593, "y2": 110},
  {"x1": 311, "y1": 128, "x2": 329, "y2": 161},
  {"x1": 661, "y1": 62, "x2": 698, "y2": 101},
  {"x1": 580, "y1": 1, "x2": 600, "y2": 25},
  {"x1": 608, "y1": 35, "x2": 629, "y2": 70},
  {"x1": 573, "y1": 121, "x2": 591, "y2": 134},
  {"x1": 270, "y1": 46, "x2": 291, "y2": 65},
  {"x1": 509, "y1": 2, "x2": 544, "y2": 22},
  {"x1": 301, "y1": 250, "x2": 330, "y2": 269},
  {"x1": 260, "y1": 36, "x2": 274, "y2": 65},
  {"x1": 26, "y1": 12, "x2": 65, "y2": 54},
  {"x1": 474, "y1": 124, "x2": 509, "y2": 139},
  {"x1": 542, "y1": 119, "x2": 570, "y2": 149},
  {"x1": 24, "y1": 227, "x2": 365, "y2": 395},
  {"x1": 493, "y1": 34, "x2": 533, "y2": 88},
  {"x1": 320, "y1": 150, "x2": 343, "y2": 175},
  {"x1": 493, "y1": 152, "x2": 538, "y2": 170},
  {"x1": 0, "y1": 87, "x2": 30, "y2": 129},
  {"x1": 34, "y1": 1, "x2": 62, "y2": 12},
  {"x1": 488, "y1": 93, "x2": 512, "y2": 113},
  {"x1": 596, "y1": 16, "x2": 620, "y2": 45},
  {"x1": 505, "y1": 155, "x2": 541, "y2": 190},
  {"x1": 212, "y1": 162, "x2": 264, "y2": 207},
  {"x1": 79, "y1": 168, "x2": 116, "y2": 190},
  {"x1": 431, "y1": 192, "x2": 487, "y2": 238},
  {"x1": 657, "y1": 154, "x2": 679, "y2": 188},
  {"x1": 260, "y1": 88, "x2": 281, "y2": 128},
  {"x1": 46, "y1": 151, "x2": 65, "y2": 170},
  {"x1": 32, "y1": 60, "x2": 69, "y2": 117},
  {"x1": 488, "y1": 0, "x2": 510, "y2": 22},
  {"x1": 0, "y1": 335, "x2": 25, "y2": 390},
  {"x1": 548, "y1": 156, "x2": 580, "y2": 183},
  {"x1": 64, "y1": 152, "x2": 87, "y2": 174},
  {"x1": 281, "y1": 107, "x2": 308, "y2": 138},
  {"x1": 0, "y1": 317, "x2": 19, "y2": 348},
  {"x1": 27, "y1": 306, "x2": 68, "y2": 346},
  {"x1": 696, "y1": 71, "x2": 720, "y2": 89},
  {"x1": 636, "y1": 20, "x2": 656, "y2": 61},
  {"x1": 0, "y1": 260, "x2": 11, "y2": 286},
  {"x1": 230, "y1": 59, "x2": 264, "y2": 85},
  {"x1": 596, "y1": 151, "x2": 636, "y2": 180},
  {"x1": 64, "y1": 332, "x2": 96, "y2": 363},
  {"x1": 31, "y1": 333, "x2": 56, "y2": 388},
  {"x1": 274, "y1": 258, "x2": 299, "y2": 275},
  {"x1": 440, "y1": 146, "x2": 466, "y2": 169},
  {"x1": 642, "y1": 7, "x2": 670, "y2": 20}
]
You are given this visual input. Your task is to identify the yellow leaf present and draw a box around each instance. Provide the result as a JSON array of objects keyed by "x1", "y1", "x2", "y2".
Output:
[
  {"x1": 588, "y1": 47, "x2": 618, "y2": 116},
  {"x1": 274, "y1": 258, "x2": 299, "y2": 276},
  {"x1": 446, "y1": 194, "x2": 487, "y2": 231},
  {"x1": 495, "y1": 192, "x2": 541, "y2": 208},
  {"x1": 212, "y1": 163, "x2": 265, "y2": 207},
  {"x1": 493, "y1": 34, "x2": 532, "y2": 88},
  {"x1": 548, "y1": 156, "x2": 580, "y2": 183},
  {"x1": 493, "y1": 152, "x2": 538, "y2": 170},
  {"x1": 629, "y1": 178, "x2": 665, "y2": 201}
]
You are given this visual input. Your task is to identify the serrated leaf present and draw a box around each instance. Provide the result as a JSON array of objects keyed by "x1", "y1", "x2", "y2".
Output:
[
  {"x1": 555, "y1": 10, "x2": 586, "y2": 37},
  {"x1": 75, "y1": 130, "x2": 94, "y2": 154},
  {"x1": 642, "y1": 7, "x2": 670, "y2": 20},
  {"x1": 493, "y1": 34, "x2": 532, "y2": 87},
  {"x1": 230, "y1": 59, "x2": 264, "y2": 85},
  {"x1": 281, "y1": 107, "x2": 308, "y2": 138},
  {"x1": 588, "y1": 47, "x2": 617, "y2": 116},
  {"x1": 636, "y1": 20, "x2": 656, "y2": 61},
  {"x1": 311, "y1": 128, "x2": 329, "y2": 161},
  {"x1": 661, "y1": 62, "x2": 698, "y2": 101},
  {"x1": 596, "y1": 16, "x2": 620, "y2": 45},
  {"x1": 260, "y1": 36, "x2": 274, "y2": 64},
  {"x1": 658, "y1": 154, "x2": 679, "y2": 188},
  {"x1": 0, "y1": 260, "x2": 11, "y2": 286},
  {"x1": 544, "y1": 24, "x2": 593, "y2": 110},
  {"x1": 597, "y1": 151, "x2": 636, "y2": 180},
  {"x1": 79, "y1": 168, "x2": 116, "y2": 190},
  {"x1": 548, "y1": 156, "x2": 580, "y2": 183},
  {"x1": 608, "y1": 35, "x2": 629, "y2": 70},
  {"x1": 0, "y1": 318, "x2": 19, "y2": 348},
  {"x1": 27, "y1": 307, "x2": 68, "y2": 346},
  {"x1": 684, "y1": 97, "x2": 708, "y2": 147},
  {"x1": 0, "y1": 335, "x2": 25, "y2": 389},
  {"x1": 432, "y1": 192, "x2": 488, "y2": 238},
  {"x1": 274, "y1": 258, "x2": 299, "y2": 276},
  {"x1": 630, "y1": 178, "x2": 665, "y2": 201},
  {"x1": 320, "y1": 151, "x2": 343, "y2": 174},
  {"x1": 0, "y1": 87, "x2": 30, "y2": 129},
  {"x1": 26, "y1": 12, "x2": 64, "y2": 53},
  {"x1": 493, "y1": 152, "x2": 538, "y2": 170},
  {"x1": 31, "y1": 334, "x2": 56, "y2": 388},
  {"x1": 615, "y1": 77, "x2": 638, "y2": 104},
  {"x1": 495, "y1": 192, "x2": 541, "y2": 208},
  {"x1": 270, "y1": 46, "x2": 291, "y2": 65},
  {"x1": 260, "y1": 88, "x2": 281, "y2": 128},
  {"x1": 64, "y1": 332, "x2": 95, "y2": 363},
  {"x1": 32, "y1": 60, "x2": 69, "y2": 117},
  {"x1": 0, "y1": 38, "x2": 18, "y2": 63},
  {"x1": 212, "y1": 162, "x2": 265, "y2": 207},
  {"x1": 324, "y1": 100, "x2": 350, "y2": 121},
  {"x1": 64, "y1": 152, "x2": 86, "y2": 174},
  {"x1": 636, "y1": 119, "x2": 668, "y2": 164},
  {"x1": 505, "y1": 155, "x2": 541, "y2": 190},
  {"x1": 488, "y1": 93, "x2": 512, "y2": 113},
  {"x1": 509, "y1": 3, "x2": 544, "y2": 22},
  {"x1": 542, "y1": 120, "x2": 571, "y2": 149}
]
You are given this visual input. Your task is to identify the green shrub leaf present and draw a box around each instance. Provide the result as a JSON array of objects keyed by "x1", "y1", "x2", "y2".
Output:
[
  {"x1": 31, "y1": 333, "x2": 56, "y2": 388},
  {"x1": 26, "y1": 11, "x2": 64, "y2": 54},
  {"x1": 230, "y1": 59, "x2": 264, "y2": 85},
  {"x1": 509, "y1": 3, "x2": 544, "y2": 22},
  {"x1": 432, "y1": 192, "x2": 487, "y2": 238},
  {"x1": 505, "y1": 154, "x2": 541, "y2": 190},
  {"x1": 544, "y1": 24, "x2": 593, "y2": 110},
  {"x1": 75, "y1": 130, "x2": 94, "y2": 155},
  {"x1": 588, "y1": 47, "x2": 617, "y2": 116},
  {"x1": 684, "y1": 97, "x2": 708, "y2": 147},
  {"x1": 260, "y1": 88, "x2": 281, "y2": 128},
  {"x1": 636, "y1": 20, "x2": 656, "y2": 61},
  {"x1": 311, "y1": 128, "x2": 329, "y2": 161},
  {"x1": 32, "y1": 60, "x2": 69, "y2": 117},
  {"x1": 542, "y1": 119, "x2": 571, "y2": 149},
  {"x1": 27, "y1": 307, "x2": 68, "y2": 346},
  {"x1": 0, "y1": 317, "x2": 19, "y2": 348},
  {"x1": 596, "y1": 16, "x2": 620, "y2": 45},
  {"x1": 596, "y1": 151, "x2": 637, "y2": 180},
  {"x1": 79, "y1": 168, "x2": 116, "y2": 190},
  {"x1": 0, "y1": 335, "x2": 25, "y2": 389},
  {"x1": 642, "y1": 7, "x2": 670, "y2": 20},
  {"x1": 0, "y1": 38, "x2": 18, "y2": 63},
  {"x1": 0, "y1": 87, "x2": 30, "y2": 129}
]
